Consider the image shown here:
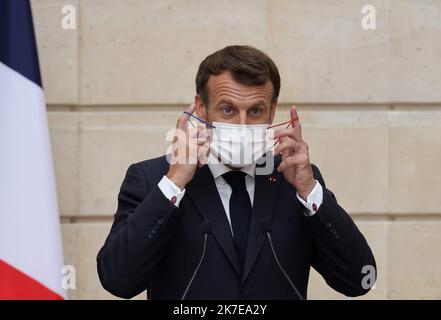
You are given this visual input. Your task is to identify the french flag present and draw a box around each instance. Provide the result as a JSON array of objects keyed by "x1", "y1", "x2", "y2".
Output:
[{"x1": 0, "y1": 0, "x2": 66, "y2": 299}]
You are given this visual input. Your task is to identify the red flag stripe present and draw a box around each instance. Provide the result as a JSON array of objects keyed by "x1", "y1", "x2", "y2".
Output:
[{"x1": 0, "y1": 259, "x2": 63, "y2": 300}]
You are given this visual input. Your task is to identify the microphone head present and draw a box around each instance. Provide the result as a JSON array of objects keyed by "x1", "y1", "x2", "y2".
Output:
[
  {"x1": 202, "y1": 219, "x2": 212, "y2": 234},
  {"x1": 261, "y1": 220, "x2": 272, "y2": 233}
]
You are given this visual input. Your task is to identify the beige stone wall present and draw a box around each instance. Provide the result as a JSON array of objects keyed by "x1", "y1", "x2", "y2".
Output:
[{"x1": 31, "y1": 0, "x2": 441, "y2": 299}]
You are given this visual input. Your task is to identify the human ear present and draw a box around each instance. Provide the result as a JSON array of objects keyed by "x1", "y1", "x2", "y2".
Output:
[{"x1": 195, "y1": 95, "x2": 208, "y2": 121}]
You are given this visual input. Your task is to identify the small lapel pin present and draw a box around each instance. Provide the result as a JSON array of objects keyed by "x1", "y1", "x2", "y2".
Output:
[{"x1": 269, "y1": 176, "x2": 277, "y2": 183}]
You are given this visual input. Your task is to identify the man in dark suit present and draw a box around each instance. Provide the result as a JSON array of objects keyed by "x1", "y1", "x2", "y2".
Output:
[{"x1": 97, "y1": 45, "x2": 376, "y2": 300}]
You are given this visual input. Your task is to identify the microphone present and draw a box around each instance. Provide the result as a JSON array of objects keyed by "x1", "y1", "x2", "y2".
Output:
[
  {"x1": 261, "y1": 220, "x2": 304, "y2": 300},
  {"x1": 181, "y1": 219, "x2": 212, "y2": 300}
]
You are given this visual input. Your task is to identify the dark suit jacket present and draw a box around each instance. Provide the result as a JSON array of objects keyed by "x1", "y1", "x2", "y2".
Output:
[{"x1": 97, "y1": 155, "x2": 376, "y2": 299}]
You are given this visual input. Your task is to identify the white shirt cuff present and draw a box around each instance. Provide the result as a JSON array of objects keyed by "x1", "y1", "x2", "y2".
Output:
[
  {"x1": 296, "y1": 180, "x2": 323, "y2": 216},
  {"x1": 158, "y1": 175, "x2": 186, "y2": 207}
]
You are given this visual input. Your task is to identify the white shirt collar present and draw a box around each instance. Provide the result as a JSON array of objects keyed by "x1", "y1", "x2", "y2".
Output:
[{"x1": 207, "y1": 162, "x2": 256, "y2": 180}]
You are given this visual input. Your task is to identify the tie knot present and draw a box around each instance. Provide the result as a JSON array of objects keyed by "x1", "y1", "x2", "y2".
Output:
[{"x1": 222, "y1": 171, "x2": 247, "y2": 191}]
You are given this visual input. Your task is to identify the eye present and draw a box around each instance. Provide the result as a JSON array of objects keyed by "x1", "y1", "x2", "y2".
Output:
[
  {"x1": 250, "y1": 106, "x2": 262, "y2": 116},
  {"x1": 222, "y1": 105, "x2": 233, "y2": 115}
]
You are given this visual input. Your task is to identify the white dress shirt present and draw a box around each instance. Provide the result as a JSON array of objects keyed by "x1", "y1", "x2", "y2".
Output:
[{"x1": 158, "y1": 164, "x2": 324, "y2": 232}]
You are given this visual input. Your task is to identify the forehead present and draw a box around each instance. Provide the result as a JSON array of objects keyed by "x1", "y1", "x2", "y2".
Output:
[{"x1": 206, "y1": 71, "x2": 274, "y2": 104}]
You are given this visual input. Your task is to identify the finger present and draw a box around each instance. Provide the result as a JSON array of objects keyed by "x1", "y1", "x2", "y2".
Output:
[
  {"x1": 278, "y1": 153, "x2": 309, "y2": 172},
  {"x1": 189, "y1": 127, "x2": 205, "y2": 157},
  {"x1": 189, "y1": 125, "x2": 202, "y2": 139},
  {"x1": 279, "y1": 137, "x2": 291, "y2": 161},
  {"x1": 290, "y1": 105, "x2": 302, "y2": 141},
  {"x1": 177, "y1": 103, "x2": 196, "y2": 130},
  {"x1": 171, "y1": 125, "x2": 187, "y2": 146},
  {"x1": 273, "y1": 127, "x2": 301, "y2": 142},
  {"x1": 197, "y1": 144, "x2": 210, "y2": 167},
  {"x1": 197, "y1": 126, "x2": 209, "y2": 140},
  {"x1": 199, "y1": 142, "x2": 210, "y2": 156},
  {"x1": 281, "y1": 146, "x2": 290, "y2": 162},
  {"x1": 274, "y1": 137, "x2": 299, "y2": 156},
  {"x1": 196, "y1": 136, "x2": 206, "y2": 146},
  {"x1": 196, "y1": 128, "x2": 206, "y2": 144},
  {"x1": 297, "y1": 140, "x2": 309, "y2": 154},
  {"x1": 277, "y1": 139, "x2": 308, "y2": 159},
  {"x1": 204, "y1": 127, "x2": 214, "y2": 143}
]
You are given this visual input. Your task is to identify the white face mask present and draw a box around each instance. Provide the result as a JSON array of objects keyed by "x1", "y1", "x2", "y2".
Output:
[{"x1": 209, "y1": 122, "x2": 273, "y2": 168}]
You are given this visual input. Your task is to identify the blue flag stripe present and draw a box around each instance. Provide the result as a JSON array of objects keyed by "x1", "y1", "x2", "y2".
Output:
[{"x1": 0, "y1": 0, "x2": 42, "y2": 87}]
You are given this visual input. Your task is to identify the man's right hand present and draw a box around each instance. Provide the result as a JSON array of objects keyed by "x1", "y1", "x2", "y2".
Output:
[{"x1": 166, "y1": 103, "x2": 210, "y2": 190}]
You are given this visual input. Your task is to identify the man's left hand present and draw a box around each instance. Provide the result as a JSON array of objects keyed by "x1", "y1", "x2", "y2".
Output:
[{"x1": 273, "y1": 105, "x2": 316, "y2": 201}]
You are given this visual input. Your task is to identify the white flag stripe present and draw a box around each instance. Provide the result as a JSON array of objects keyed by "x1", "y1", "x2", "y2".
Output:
[{"x1": 0, "y1": 61, "x2": 66, "y2": 299}]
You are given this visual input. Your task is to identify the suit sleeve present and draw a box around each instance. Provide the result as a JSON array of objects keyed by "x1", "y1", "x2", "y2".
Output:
[
  {"x1": 96, "y1": 163, "x2": 182, "y2": 299},
  {"x1": 305, "y1": 165, "x2": 377, "y2": 297}
]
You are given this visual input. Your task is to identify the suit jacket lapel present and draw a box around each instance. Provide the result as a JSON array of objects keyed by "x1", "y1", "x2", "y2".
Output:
[
  {"x1": 186, "y1": 165, "x2": 242, "y2": 276},
  {"x1": 241, "y1": 156, "x2": 282, "y2": 285}
]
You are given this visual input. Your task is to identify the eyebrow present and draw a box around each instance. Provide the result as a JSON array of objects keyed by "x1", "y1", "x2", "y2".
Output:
[
  {"x1": 215, "y1": 99, "x2": 268, "y2": 108},
  {"x1": 215, "y1": 99, "x2": 234, "y2": 106}
]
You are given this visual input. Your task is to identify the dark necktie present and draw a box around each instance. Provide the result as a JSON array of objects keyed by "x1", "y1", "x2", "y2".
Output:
[{"x1": 222, "y1": 171, "x2": 252, "y2": 270}]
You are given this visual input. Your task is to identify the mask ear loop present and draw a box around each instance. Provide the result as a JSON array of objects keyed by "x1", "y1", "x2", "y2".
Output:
[
  {"x1": 183, "y1": 111, "x2": 216, "y2": 129},
  {"x1": 267, "y1": 119, "x2": 294, "y2": 129},
  {"x1": 267, "y1": 117, "x2": 298, "y2": 146},
  {"x1": 188, "y1": 117, "x2": 195, "y2": 128}
]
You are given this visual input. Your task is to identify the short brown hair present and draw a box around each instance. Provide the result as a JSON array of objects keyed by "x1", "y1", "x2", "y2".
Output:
[{"x1": 195, "y1": 45, "x2": 280, "y2": 105}]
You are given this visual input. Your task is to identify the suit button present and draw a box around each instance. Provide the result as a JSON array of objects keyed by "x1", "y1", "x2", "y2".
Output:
[
  {"x1": 326, "y1": 222, "x2": 332, "y2": 229},
  {"x1": 147, "y1": 233, "x2": 154, "y2": 239},
  {"x1": 334, "y1": 234, "x2": 340, "y2": 240},
  {"x1": 158, "y1": 218, "x2": 165, "y2": 225}
]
